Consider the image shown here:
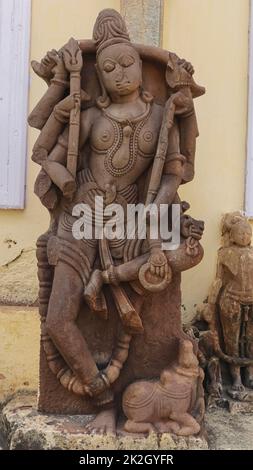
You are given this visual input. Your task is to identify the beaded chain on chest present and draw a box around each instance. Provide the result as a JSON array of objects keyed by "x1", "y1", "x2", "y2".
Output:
[{"x1": 103, "y1": 106, "x2": 152, "y2": 177}]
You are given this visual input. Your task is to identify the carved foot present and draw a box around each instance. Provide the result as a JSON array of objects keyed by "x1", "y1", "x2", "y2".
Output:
[
  {"x1": 155, "y1": 420, "x2": 180, "y2": 434},
  {"x1": 84, "y1": 270, "x2": 108, "y2": 319},
  {"x1": 169, "y1": 412, "x2": 200, "y2": 436},
  {"x1": 124, "y1": 419, "x2": 156, "y2": 435},
  {"x1": 85, "y1": 408, "x2": 117, "y2": 435},
  {"x1": 176, "y1": 422, "x2": 200, "y2": 436},
  {"x1": 231, "y1": 382, "x2": 245, "y2": 392}
]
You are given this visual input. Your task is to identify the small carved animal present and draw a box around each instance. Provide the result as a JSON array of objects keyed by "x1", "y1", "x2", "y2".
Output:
[{"x1": 122, "y1": 339, "x2": 203, "y2": 436}]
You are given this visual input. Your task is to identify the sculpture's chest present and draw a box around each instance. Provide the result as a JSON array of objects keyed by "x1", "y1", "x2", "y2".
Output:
[
  {"x1": 223, "y1": 247, "x2": 253, "y2": 280},
  {"x1": 90, "y1": 109, "x2": 160, "y2": 177}
]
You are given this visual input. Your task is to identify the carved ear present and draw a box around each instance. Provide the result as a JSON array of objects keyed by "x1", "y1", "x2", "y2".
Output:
[{"x1": 95, "y1": 64, "x2": 111, "y2": 109}]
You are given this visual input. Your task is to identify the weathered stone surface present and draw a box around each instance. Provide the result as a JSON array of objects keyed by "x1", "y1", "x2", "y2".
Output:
[
  {"x1": 206, "y1": 388, "x2": 253, "y2": 414},
  {"x1": 228, "y1": 400, "x2": 253, "y2": 414},
  {"x1": 0, "y1": 393, "x2": 208, "y2": 450},
  {"x1": 3, "y1": 392, "x2": 253, "y2": 451},
  {"x1": 206, "y1": 408, "x2": 253, "y2": 450},
  {"x1": 0, "y1": 248, "x2": 38, "y2": 304}
]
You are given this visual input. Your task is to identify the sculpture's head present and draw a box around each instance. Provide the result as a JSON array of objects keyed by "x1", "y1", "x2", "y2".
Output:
[
  {"x1": 178, "y1": 339, "x2": 199, "y2": 370},
  {"x1": 96, "y1": 43, "x2": 142, "y2": 100},
  {"x1": 222, "y1": 212, "x2": 252, "y2": 247},
  {"x1": 230, "y1": 219, "x2": 252, "y2": 247},
  {"x1": 93, "y1": 9, "x2": 151, "y2": 107},
  {"x1": 160, "y1": 339, "x2": 199, "y2": 385}
]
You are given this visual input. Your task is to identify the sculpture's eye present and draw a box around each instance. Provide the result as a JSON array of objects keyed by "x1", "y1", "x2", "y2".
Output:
[
  {"x1": 103, "y1": 60, "x2": 115, "y2": 73},
  {"x1": 119, "y1": 55, "x2": 135, "y2": 68}
]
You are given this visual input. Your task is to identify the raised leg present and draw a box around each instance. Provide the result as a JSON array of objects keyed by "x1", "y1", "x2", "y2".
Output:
[{"x1": 46, "y1": 261, "x2": 99, "y2": 389}]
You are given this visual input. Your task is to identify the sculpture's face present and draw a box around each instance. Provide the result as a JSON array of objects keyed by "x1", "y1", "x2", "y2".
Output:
[
  {"x1": 230, "y1": 221, "x2": 252, "y2": 247},
  {"x1": 97, "y1": 44, "x2": 142, "y2": 98}
]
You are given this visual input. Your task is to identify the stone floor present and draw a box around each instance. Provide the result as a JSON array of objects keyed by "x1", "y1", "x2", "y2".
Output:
[
  {"x1": 0, "y1": 391, "x2": 253, "y2": 450},
  {"x1": 206, "y1": 408, "x2": 253, "y2": 450}
]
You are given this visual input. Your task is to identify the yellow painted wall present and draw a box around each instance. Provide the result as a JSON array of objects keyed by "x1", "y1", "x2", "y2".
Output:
[
  {"x1": 163, "y1": 0, "x2": 250, "y2": 320},
  {"x1": 0, "y1": 307, "x2": 40, "y2": 400}
]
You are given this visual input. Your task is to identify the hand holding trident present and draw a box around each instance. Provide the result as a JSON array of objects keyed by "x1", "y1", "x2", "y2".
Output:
[
  {"x1": 63, "y1": 38, "x2": 83, "y2": 178},
  {"x1": 139, "y1": 55, "x2": 204, "y2": 292}
]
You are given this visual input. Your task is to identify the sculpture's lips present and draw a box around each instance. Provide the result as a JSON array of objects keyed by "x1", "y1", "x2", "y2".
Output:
[{"x1": 116, "y1": 82, "x2": 130, "y2": 90}]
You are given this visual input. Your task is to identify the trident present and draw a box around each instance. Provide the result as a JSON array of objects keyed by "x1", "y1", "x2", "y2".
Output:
[{"x1": 62, "y1": 38, "x2": 83, "y2": 178}]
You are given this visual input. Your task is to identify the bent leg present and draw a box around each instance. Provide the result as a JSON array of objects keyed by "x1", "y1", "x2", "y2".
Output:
[
  {"x1": 46, "y1": 261, "x2": 99, "y2": 388},
  {"x1": 170, "y1": 412, "x2": 200, "y2": 436}
]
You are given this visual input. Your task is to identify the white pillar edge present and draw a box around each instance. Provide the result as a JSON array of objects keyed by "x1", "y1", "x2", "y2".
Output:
[{"x1": 0, "y1": 0, "x2": 32, "y2": 209}]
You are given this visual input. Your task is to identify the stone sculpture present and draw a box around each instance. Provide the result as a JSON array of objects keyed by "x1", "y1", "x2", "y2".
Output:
[
  {"x1": 199, "y1": 212, "x2": 253, "y2": 404},
  {"x1": 28, "y1": 9, "x2": 205, "y2": 436},
  {"x1": 122, "y1": 339, "x2": 204, "y2": 436}
]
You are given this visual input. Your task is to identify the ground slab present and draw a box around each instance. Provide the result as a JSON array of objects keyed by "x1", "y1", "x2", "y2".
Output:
[
  {"x1": 1, "y1": 392, "x2": 253, "y2": 450},
  {"x1": 0, "y1": 392, "x2": 207, "y2": 450},
  {"x1": 205, "y1": 408, "x2": 253, "y2": 450}
]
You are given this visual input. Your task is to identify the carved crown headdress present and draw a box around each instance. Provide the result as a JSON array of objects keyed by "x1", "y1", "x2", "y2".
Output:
[{"x1": 93, "y1": 9, "x2": 131, "y2": 55}]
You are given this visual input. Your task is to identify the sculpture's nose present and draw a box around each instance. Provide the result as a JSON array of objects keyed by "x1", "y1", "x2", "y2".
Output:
[{"x1": 115, "y1": 65, "x2": 125, "y2": 82}]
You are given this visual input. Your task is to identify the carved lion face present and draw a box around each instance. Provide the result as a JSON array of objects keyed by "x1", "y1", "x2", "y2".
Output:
[
  {"x1": 97, "y1": 44, "x2": 142, "y2": 99},
  {"x1": 180, "y1": 214, "x2": 205, "y2": 240}
]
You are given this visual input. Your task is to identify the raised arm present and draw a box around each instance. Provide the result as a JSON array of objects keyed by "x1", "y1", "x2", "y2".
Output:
[
  {"x1": 34, "y1": 104, "x2": 100, "y2": 199},
  {"x1": 28, "y1": 50, "x2": 69, "y2": 130}
]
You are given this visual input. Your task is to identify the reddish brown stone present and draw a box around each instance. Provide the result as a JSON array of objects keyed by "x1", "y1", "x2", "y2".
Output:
[{"x1": 29, "y1": 9, "x2": 205, "y2": 436}]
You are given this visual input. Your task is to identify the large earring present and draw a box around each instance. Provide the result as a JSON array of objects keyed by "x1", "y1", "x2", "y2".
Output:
[
  {"x1": 95, "y1": 65, "x2": 111, "y2": 109},
  {"x1": 140, "y1": 86, "x2": 153, "y2": 104}
]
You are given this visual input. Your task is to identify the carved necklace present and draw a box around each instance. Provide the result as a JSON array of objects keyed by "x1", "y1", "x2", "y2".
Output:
[{"x1": 103, "y1": 103, "x2": 151, "y2": 177}]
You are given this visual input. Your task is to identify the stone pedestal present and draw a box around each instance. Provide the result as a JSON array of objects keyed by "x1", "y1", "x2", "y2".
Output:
[{"x1": 0, "y1": 392, "x2": 207, "y2": 450}]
